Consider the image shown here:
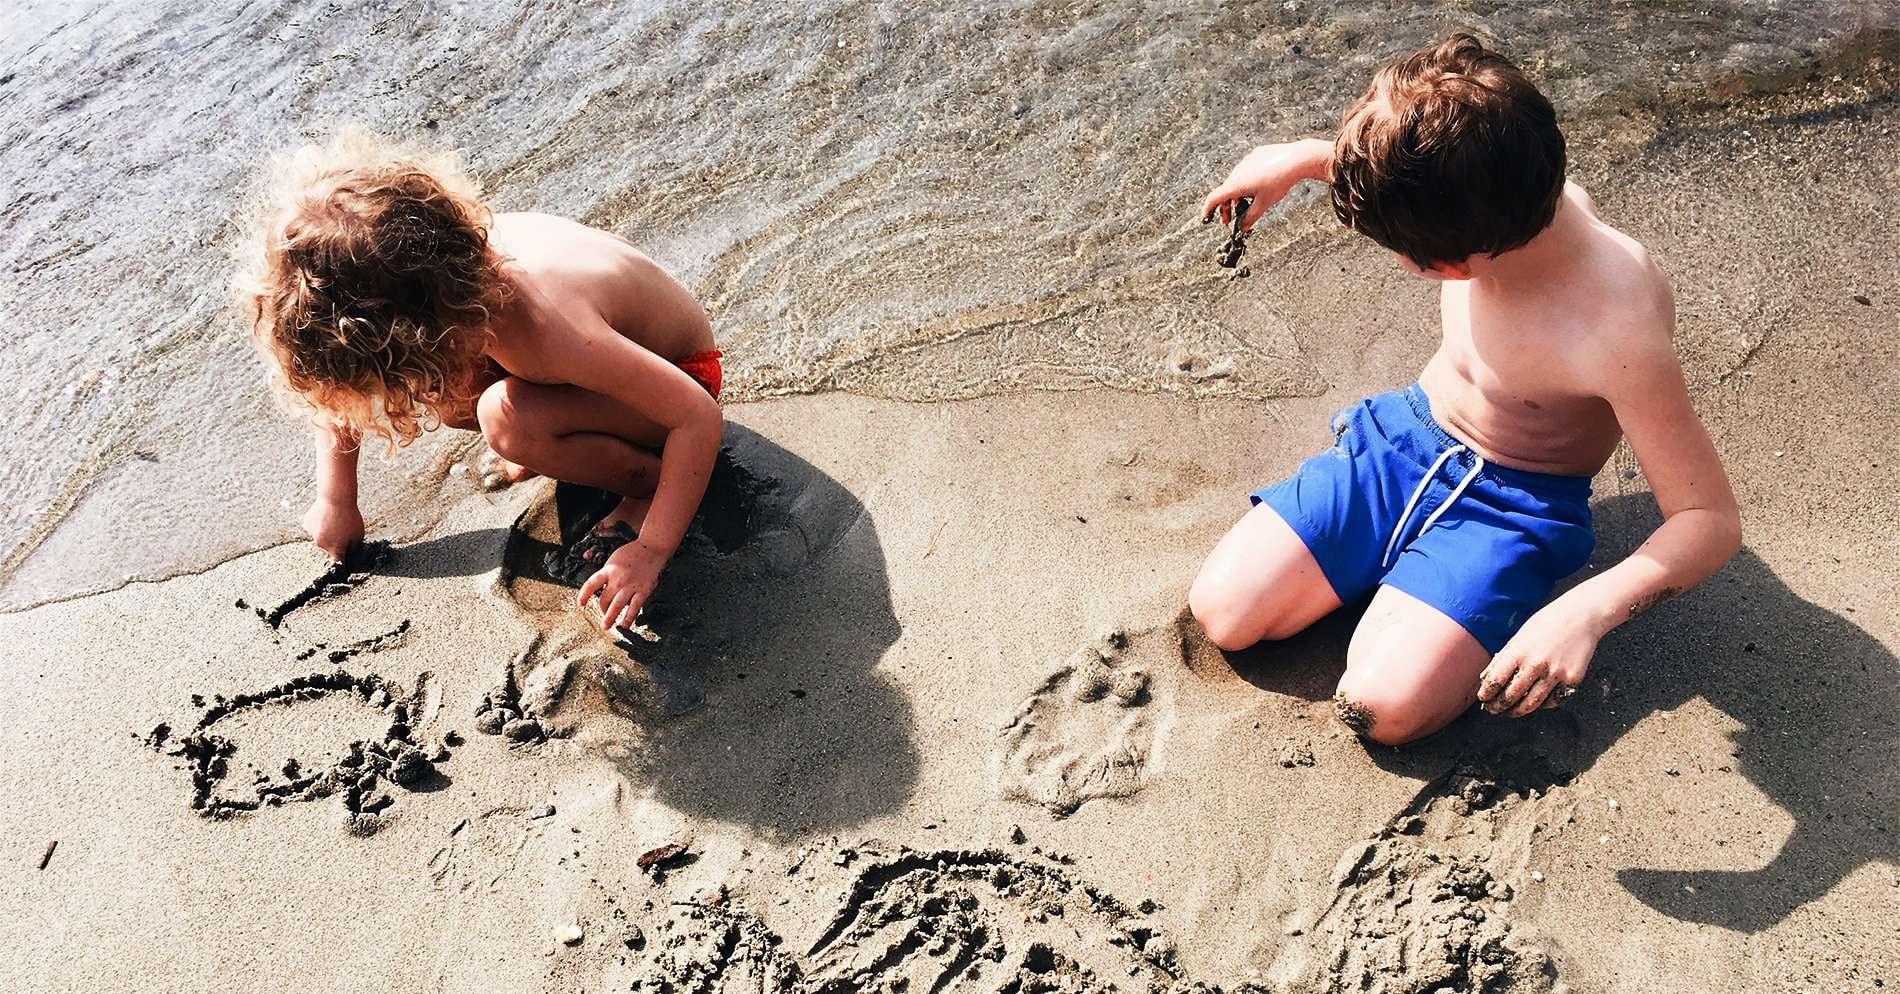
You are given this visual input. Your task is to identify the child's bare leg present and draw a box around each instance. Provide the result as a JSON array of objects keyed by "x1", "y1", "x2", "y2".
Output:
[
  {"x1": 476, "y1": 377, "x2": 666, "y2": 530},
  {"x1": 1336, "y1": 586, "x2": 1491, "y2": 745},
  {"x1": 1188, "y1": 504, "x2": 1342, "y2": 650}
]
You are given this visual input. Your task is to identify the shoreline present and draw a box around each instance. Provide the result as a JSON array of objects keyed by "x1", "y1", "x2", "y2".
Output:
[{"x1": 4, "y1": 10, "x2": 1896, "y2": 611}]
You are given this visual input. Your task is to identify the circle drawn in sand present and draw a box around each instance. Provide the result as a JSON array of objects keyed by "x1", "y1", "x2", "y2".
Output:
[{"x1": 143, "y1": 667, "x2": 447, "y2": 836}]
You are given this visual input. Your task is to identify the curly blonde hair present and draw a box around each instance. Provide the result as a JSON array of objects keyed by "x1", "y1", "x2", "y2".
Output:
[{"x1": 236, "y1": 128, "x2": 510, "y2": 450}]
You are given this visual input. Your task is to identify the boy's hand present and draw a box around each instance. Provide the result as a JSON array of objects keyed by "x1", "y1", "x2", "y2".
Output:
[
  {"x1": 577, "y1": 540, "x2": 668, "y2": 631},
  {"x1": 1201, "y1": 137, "x2": 1333, "y2": 231},
  {"x1": 1477, "y1": 602, "x2": 1605, "y2": 717},
  {"x1": 302, "y1": 497, "x2": 365, "y2": 561}
]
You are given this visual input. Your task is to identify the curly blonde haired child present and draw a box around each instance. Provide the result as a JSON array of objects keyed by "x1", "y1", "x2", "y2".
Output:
[{"x1": 239, "y1": 129, "x2": 725, "y2": 632}]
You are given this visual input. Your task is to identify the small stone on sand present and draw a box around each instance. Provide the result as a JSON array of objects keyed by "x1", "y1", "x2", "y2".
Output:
[{"x1": 558, "y1": 924, "x2": 583, "y2": 945}]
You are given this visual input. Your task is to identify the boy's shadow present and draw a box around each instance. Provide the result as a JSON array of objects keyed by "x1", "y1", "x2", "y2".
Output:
[
  {"x1": 1223, "y1": 492, "x2": 1898, "y2": 933},
  {"x1": 500, "y1": 424, "x2": 917, "y2": 839}
]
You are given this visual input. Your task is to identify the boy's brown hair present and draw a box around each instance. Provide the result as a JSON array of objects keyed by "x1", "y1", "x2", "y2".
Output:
[
  {"x1": 1330, "y1": 34, "x2": 1566, "y2": 268},
  {"x1": 237, "y1": 129, "x2": 509, "y2": 449}
]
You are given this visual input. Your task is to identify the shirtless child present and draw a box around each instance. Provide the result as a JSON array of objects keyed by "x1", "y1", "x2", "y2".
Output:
[
  {"x1": 239, "y1": 131, "x2": 722, "y2": 632},
  {"x1": 1190, "y1": 35, "x2": 1741, "y2": 745}
]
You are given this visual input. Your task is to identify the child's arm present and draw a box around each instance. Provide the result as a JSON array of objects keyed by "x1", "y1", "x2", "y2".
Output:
[
  {"x1": 303, "y1": 425, "x2": 365, "y2": 560},
  {"x1": 1479, "y1": 299, "x2": 1742, "y2": 716},
  {"x1": 1202, "y1": 137, "x2": 1333, "y2": 230},
  {"x1": 562, "y1": 323, "x2": 723, "y2": 628}
]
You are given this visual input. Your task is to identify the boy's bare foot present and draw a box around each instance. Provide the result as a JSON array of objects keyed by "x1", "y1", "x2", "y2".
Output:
[
  {"x1": 477, "y1": 449, "x2": 539, "y2": 488},
  {"x1": 595, "y1": 495, "x2": 651, "y2": 538}
]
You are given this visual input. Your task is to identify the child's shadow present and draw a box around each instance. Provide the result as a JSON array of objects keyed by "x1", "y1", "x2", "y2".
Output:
[
  {"x1": 499, "y1": 423, "x2": 917, "y2": 839},
  {"x1": 1220, "y1": 492, "x2": 1898, "y2": 934}
]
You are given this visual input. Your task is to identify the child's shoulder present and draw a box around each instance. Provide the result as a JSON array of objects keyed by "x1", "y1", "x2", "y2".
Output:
[{"x1": 1567, "y1": 184, "x2": 1673, "y2": 339}]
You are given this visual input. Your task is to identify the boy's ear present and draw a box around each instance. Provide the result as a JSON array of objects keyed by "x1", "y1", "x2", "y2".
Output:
[{"x1": 1431, "y1": 258, "x2": 1474, "y2": 280}]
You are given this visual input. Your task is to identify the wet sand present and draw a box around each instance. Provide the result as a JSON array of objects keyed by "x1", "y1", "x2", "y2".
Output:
[{"x1": 5, "y1": 10, "x2": 1900, "y2": 994}]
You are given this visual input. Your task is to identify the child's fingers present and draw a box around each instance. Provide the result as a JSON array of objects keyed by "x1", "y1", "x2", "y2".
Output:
[
  {"x1": 1200, "y1": 187, "x2": 1227, "y2": 222},
  {"x1": 1242, "y1": 195, "x2": 1271, "y2": 232},
  {"x1": 1509, "y1": 677, "x2": 1556, "y2": 717},
  {"x1": 1494, "y1": 663, "x2": 1545, "y2": 714},
  {"x1": 1202, "y1": 186, "x2": 1238, "y2": 224},
  {"x1": 577, "y1": 570, "x2": 608, "y2": 608},
  {"x1": 603, "y1": 589, "x2": 633, "y2": 631},
  {"x1": 1476, "y1": 658, "x2": 1515, "y2": 703}
]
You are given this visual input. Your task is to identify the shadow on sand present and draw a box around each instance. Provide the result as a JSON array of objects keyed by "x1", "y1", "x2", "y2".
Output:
[
  {"x1": 1216, "y1": 492, "x2": 1897, "y2": 933},
  {"x1": 497, "y1": 423, "x2": 917, "y2": 840}
]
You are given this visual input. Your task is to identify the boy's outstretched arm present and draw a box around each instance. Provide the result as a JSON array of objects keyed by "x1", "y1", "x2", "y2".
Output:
[
  {"x1": 563, "y1": 321, "x2": 723, "y2": 629},
  {"x1": 304, "y1": 425, "x2": 365, "y2": 560},
  {"x1": 1480, "y1": 296, "x2": 1742, "y2": 716},
  {"x1": 1202, "y1": 137, "x2": 1333, "y2": 230}
]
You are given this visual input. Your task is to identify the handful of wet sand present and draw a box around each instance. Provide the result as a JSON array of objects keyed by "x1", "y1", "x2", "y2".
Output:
[{"x1": 1214, "y1": 196, "x2": 1252, "y2": 272}]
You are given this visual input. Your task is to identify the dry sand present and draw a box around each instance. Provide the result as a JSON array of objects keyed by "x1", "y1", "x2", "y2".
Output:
[{"x1": 5, "y1": 29, "x2": 1900, "y2": 994}]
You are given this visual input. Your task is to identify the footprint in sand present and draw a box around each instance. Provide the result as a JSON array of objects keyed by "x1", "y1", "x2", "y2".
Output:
[
  {"x1": 995, "y1": 622, "x2": 1181, "y2": 817},
  {"x1": 1278, "y1": 749, "x2": 1571, "y2": 994},
  {"x1": 429, "y1": 805, "x2": 539, "y2": 895}
]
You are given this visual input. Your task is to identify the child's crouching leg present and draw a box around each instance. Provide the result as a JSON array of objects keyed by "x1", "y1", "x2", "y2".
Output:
[
  {"x1": 1336, "y1": 585, "x2": 1492, "y2": 746},
  {"x1": 1188, "y1": 504, "x2": 1342, "y2": 651},
  {"x1": 475, "y1": 377, "x2": 662, "y2": 501}
]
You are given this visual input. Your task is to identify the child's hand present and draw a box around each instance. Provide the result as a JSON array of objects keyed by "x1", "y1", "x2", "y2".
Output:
[
  {"x1": 302, "y1": 497, "x2": 365, "y2": 561},
  {"x1": 1201, "y1": 137, "x2": 1333, "y2": 231},
  {"x1": 577, "y1": 540, "x2": 668, "y2": 631},
  {"x1": 1476, "y1": 602, "x2": 1603, "y2": 717}
]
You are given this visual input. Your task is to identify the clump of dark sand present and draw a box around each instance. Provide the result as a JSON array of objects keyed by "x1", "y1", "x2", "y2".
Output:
[
  {"x1": 143, "y1": 667, "x2": 447, "y2": 835},
  {"x1": 1214, "y1": 196, "x2": 1252, "y2": 273}
]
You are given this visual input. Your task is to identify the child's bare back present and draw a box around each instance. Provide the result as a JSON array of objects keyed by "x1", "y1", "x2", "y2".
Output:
[{"x1": 480, "y1": 212, "x2": 714, "y2": 388}]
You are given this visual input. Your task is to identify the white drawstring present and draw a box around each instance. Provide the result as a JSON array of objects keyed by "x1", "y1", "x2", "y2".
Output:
[{"x1": 1381, "y1": 445, "x2": 1486, "y2": 569}]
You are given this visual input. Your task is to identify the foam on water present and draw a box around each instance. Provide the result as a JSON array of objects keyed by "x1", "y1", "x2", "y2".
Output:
[{"x1": 0, "y1": 0, "x2": 1885, "y2": 606}]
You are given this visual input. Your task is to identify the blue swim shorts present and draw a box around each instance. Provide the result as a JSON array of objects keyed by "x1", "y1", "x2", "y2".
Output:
[{"x1": 1251, "y1": 384, "x2": 1595, "y2": 654}]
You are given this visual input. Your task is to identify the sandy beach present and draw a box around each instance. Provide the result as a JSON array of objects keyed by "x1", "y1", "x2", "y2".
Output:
[{"x1": 4, "y1": 4, "x2": 1899, "y2": 993}]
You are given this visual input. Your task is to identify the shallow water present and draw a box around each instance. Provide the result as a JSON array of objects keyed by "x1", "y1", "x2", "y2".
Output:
[{"x1": 0, "y1": 0, "x2": 1885, "y2": 607}]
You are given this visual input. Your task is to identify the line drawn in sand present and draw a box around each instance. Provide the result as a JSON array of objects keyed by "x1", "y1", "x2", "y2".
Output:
[
  {"x1": 635, "y1": 842, "x2": 1270, "y2": 994},
  {"x1": 996, "y1": 620, "x2": 1184, "y2": 817},
  {"x1": 1275, "y1": 747, "x2": 1572, "y2": 994},
  {"x1": 238, "y1": 540, "x2": 391, "y2": 629},
  {"x1": 142, "y1": 660, "x2": 450, "y2": 836}
]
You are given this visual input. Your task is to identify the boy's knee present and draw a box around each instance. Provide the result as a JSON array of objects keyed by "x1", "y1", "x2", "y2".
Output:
[
  {"x1": 1188, "y1": 580, "x2": 1259, "y2": 651},
  {"x1": 475, "y1": 379, "x2": 532, "y2": 458},
  {"x1": 1189, "y1": 587, "x2": 1312, "y2": 651},
  {"x1": 1333, "y1": 676, "x2": 1429, "y2": 747}
]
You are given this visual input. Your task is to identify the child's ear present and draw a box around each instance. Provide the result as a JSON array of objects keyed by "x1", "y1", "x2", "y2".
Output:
[{"x1": 1432, "y1": 258, "x2": 1474, "y2": 280}]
